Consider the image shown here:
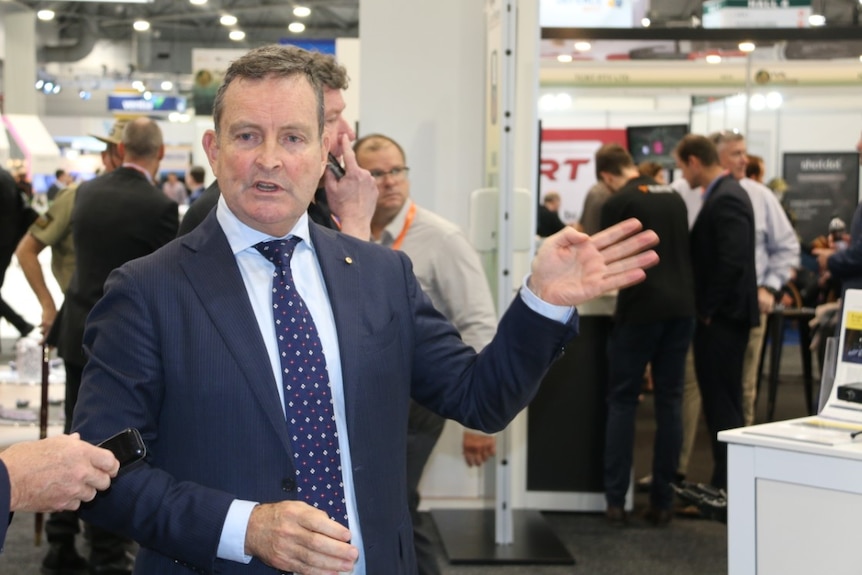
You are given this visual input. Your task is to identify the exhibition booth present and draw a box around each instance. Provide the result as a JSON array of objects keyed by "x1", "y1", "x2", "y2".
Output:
[{"x1": 2, "y1": 0, "x2": 862, "y2": 568}]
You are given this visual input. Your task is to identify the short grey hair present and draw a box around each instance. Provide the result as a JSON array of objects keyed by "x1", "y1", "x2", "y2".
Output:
[{"x1": 211, "y1": 45, "x2": 324, "y2": 138}]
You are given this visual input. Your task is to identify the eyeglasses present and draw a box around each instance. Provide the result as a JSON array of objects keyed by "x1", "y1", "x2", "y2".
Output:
[{"x1": 369, "y1": 167, "x2": 409, "y2": 181}]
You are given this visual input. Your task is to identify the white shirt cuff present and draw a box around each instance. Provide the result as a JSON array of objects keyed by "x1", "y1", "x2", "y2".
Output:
[
  {"x1": 519, "y1": 275, "x2": 575, "y2": 324},
  {"x1": 217, "y1": 499, "x2": 259, "y2": 564}
]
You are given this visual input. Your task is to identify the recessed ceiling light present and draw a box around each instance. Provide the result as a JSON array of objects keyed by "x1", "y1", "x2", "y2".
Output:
[
  {"x1": 220, "y1": 14, "x2": 238, "y2": 26},
  {"x1": 229, "y1": 30, "x2": 246, "y2": 41},
  {"x1": 133, "y1": 20, "x2": 150, "y2": 32},
  {"x1": 557, "y1": 54, "x2": 573, "y2": 63},
  {"x1": 189, "y1": 0, "x2": 207, "y2": 4},
  {"x1": 288, "y1": 21, "x2": 305, "y2": 33},
  {"x1": 574, "y1": 41, "x2": 591, "y2": 52},
  {"x1": 37, "y1": 10, "x2": 55, "y2": 21},
  {"x1": 293, "y1": 6, "x2": 311, "y2": 18},
  {"x1": 739, "y1": 41, "x2": 756, "y2": 52},
  {"x1": 706, "y1": 54, "x2": 722, "y2": 64},
  {"x1": 161, "y1": 80, "x2": 173, "y2": 91}
]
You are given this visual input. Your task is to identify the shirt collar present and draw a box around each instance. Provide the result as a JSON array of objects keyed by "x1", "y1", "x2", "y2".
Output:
[
  {"x1": 380, "y1": 198, "x2": 414, "y2": 246},
  {"x1": 216, "y1": 195, "x2": 313, "y2": 256}
]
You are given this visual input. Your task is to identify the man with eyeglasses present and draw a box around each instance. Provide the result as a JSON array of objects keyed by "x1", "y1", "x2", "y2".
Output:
[{"x1": 355, "y1": 133, "x2": 498, "y2": 575}]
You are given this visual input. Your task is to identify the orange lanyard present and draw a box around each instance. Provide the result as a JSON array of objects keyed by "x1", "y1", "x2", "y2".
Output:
[{"x1": 390, "y1": 203, "x2": 417, "y2": 251}]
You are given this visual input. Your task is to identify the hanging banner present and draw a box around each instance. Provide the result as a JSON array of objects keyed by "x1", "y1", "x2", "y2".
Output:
[
  {"x1": 782, "y1": 152, "x2": 860, "y2": 246},
  {"x1": 539, "y1": 128, "x2": 627, "y2": 225}
]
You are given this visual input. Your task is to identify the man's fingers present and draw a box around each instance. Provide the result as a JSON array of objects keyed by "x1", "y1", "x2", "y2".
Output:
[
  {"x1": 340, "y1": 134, "x2": 358, "y2": 169},
  {"x1": 599, "y1": 229, "x2": 659, "y2": 265},
  {"x1": 604, "y1": 250, "x2": 660, "y2": 279},
  {"x1": 590, "y1": 218, "x2": 645, "y2": 250}
]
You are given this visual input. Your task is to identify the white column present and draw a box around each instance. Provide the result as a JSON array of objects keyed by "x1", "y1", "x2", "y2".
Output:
[
  {"x1": 358, "y1": 0, "x2": 485, "y2": 232},
  {"x1": 3, "y1": 11, "x2": 39, "y2": 116}
]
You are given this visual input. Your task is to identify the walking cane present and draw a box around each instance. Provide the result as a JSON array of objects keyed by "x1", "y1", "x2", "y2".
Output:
[{"x1": 35, "y1": 342, "x2": 50, "y2": 546}]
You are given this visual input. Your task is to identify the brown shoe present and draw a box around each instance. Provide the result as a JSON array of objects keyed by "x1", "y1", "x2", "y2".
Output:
[
  {"x1": 644, "y1": 507, "x2": 673, "y2": 527},
  {"x1": 605, "y1": 506, "x2": 628, "y2": 527}
]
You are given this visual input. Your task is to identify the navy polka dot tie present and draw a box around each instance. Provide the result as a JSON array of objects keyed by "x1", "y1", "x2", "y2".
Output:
[{"x1": 255, "y1": 238, "x2": 348, "y2": 527}]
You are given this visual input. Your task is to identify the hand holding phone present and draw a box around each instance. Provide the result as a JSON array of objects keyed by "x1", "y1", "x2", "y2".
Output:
[
  {"x1": 98, "y1": 428, "x2": 146, "y2": 471},
  {"x1": 327, "y1": 153, "x2": 346, "y2": 181}
]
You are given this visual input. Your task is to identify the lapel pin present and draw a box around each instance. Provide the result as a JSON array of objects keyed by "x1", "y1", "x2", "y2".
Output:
[{"x1": 345, "y1": 257, "x2": 353, "y2": 265}]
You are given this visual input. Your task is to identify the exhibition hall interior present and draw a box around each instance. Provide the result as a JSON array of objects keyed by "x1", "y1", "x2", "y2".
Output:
[{"x1": 2, "y1": 0, "x2": 862, "y2": 573}]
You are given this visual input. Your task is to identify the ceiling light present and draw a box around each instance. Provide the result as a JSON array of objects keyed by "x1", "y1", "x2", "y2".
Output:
[
  {"x1": 293, "y1": 6, "x2": 311, "y2": 18},
  {"x1": 739, "y1": 41, "x2": 756, "y2": 53},
  {"x1": 574, "y1": 41, "x2": 591, "y2": 52},
  {"x1": 641, "y1": 17, "x2": 651, "y2": 27},
  {"x1": 229, "y1": 30, "x2": 246, "y2": 41},
  {"x1": 808, "y1": 13, "x2": 826, "y2": 26},
  {"x1": 161, "y1": 80, "x2": 173, "y2": 90},
  {"x1": 706, "y1": 54, "x2": 722, "y2": 64},
  {"x1": 557, "y1": 54, "x2": 573, "y2": 63},
  {"x1": 132, "y1": 80, "x2": 146, "y2": 91},
  {"x1": 133, "y1": 20, "x2": 151, "y2": 32},
  {"x1": 288, "y1": 21, "x2": 305, "y2": 33},
  {"x1": 765, "y1": 91, "x2": 783, "y2": 109},
  {"x1": 749, "y1": 93, "x2": 766, "y2": 111},
  {"x1": 189, "y1": 0, "x2": 207, "y2": 4},
  {"x1": 37, "y1": 10, "x2": 55, "y2": 21},
  {"x1": 220, "y1": 14, "x2": 238, "y2": 26}
]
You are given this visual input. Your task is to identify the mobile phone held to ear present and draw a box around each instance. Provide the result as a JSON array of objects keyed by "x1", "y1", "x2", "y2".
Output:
[
  {"x1": 327, "y1": 153, "x2": 345, "y2": 180},
  {"x1": 98, "y1": 427, "x2": 146, "y2": 470}
]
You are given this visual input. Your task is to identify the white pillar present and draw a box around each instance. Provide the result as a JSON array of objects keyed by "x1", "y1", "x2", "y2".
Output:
[
  {"x1": 3, "y1": 11, "x2": 38, "y2": 116},
  {"x1": 358, "y1": 0, "x2": 485, "y2": 232}
]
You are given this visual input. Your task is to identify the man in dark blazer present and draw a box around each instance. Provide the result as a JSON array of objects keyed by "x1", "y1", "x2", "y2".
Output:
[
  {"x1": 54, "y1": 117, "x2": 178, "y2": 574},
  {"x1": 675, "y1": 134, "x2": 758, "y2": 490},
  {"x1": 71, "y1": 45, "x2": 658, "y2": 575}
]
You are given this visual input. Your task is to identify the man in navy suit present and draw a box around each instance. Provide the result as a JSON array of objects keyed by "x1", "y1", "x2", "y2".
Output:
[
  {"x1": 675, "y1": 134, "x2": 758, "y2": 490},
  {"x1": 71, "y1": 45, "x2": 659, "y2": 575}
]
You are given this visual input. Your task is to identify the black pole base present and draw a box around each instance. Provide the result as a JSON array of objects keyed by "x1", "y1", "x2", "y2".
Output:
[{"x1": 430, "y1": 508, "x2": 575, "y2": 565}]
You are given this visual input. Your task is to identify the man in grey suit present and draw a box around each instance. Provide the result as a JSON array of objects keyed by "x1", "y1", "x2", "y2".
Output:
[{"x1": 71, "y1": 45, "x2": 658, "y2": 574}]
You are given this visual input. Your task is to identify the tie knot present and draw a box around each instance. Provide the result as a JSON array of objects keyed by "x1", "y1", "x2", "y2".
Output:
[{"x1": 254, "y1": 237, "x2": 302, "y2": 267}]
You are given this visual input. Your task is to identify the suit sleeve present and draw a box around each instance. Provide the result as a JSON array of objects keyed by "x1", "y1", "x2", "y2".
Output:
[
  {"x1": 72, "y1": 267, "x2": 234, "y2": 572},
  {"x1": 0, "y1": 460, "x2": 11, "y2": 552},
  {"x1": 828, "y1": 202, "x2": 862, "y2": 282},
  {"x1": 700, "y1": 191, "x2": 755, "y2": 319},
  {"x1": 402, "y1": 249, "x2": 579, "y2": 433}
]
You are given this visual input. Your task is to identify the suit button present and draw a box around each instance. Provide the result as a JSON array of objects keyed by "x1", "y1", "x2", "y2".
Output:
[{"x1": 282, "y1": 478, "x2": 296, "y2": 492}]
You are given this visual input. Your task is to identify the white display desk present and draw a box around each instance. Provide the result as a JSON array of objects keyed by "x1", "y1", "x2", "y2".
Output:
[{"x1": 720, "y1": 421, "x2": 862, "y2": 575}]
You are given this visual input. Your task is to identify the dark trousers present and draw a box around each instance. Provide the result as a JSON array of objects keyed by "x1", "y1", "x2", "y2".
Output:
[
  {"x1": 406, "y1": 402, "x2": 446, "y2": 575},
  {"x1": 604, "y1": 318, "x2": 694, "y2": 510},
  {"x1": 693, "y1": 317, "x2": 750, "y2": 490},
  {"x1": 46, "y1": 362, "x2": 134, "y2": 565}
]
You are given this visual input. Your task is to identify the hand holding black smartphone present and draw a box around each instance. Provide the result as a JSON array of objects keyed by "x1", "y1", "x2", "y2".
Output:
[
  {"x1": 98, "y1": 428, "x2": 146, "y2": 471},
  {"x1": 327, "y1": 153, "x2": 345, "y2": 180}
]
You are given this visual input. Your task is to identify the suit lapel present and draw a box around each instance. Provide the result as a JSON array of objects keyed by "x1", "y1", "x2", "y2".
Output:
[
  {"x1": 179, "y1": 214, "x2": 292, "y2": 453},
  {"x1": 309, "y1": 225, "x2": 363, "y2": 433}
]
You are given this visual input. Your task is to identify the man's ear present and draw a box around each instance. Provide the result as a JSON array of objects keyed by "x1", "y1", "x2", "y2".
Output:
[{"x1": 202, "y1": 130, "x2": 218, "y2": 169}]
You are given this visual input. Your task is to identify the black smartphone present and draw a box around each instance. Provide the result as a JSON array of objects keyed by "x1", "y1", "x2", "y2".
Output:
[
  {"x1": 327, "y1": 153, "x2": 345, "y2": 180},
  {"x1": 97, "y1": 428, "x2": 146, "y2": 470}
]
